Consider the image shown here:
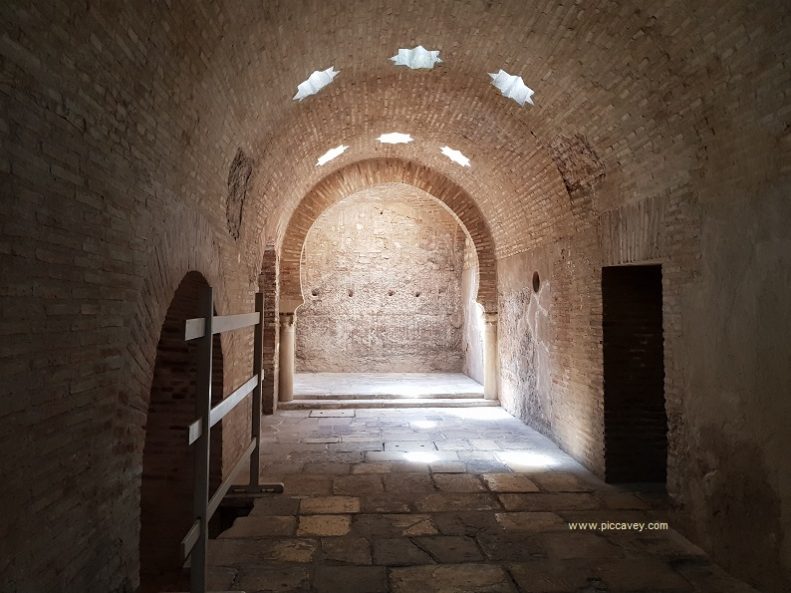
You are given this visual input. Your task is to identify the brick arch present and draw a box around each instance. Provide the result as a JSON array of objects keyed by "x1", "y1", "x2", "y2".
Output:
[
  {"x1": 117, "y1": 209, "x2": 229, "y2": 591},
  {"x1": 140, "y1": 271, "x2": 224, "y2": 592},
  {"x1": 279, "y1": 158, "x2": 497, "y2": 313}
]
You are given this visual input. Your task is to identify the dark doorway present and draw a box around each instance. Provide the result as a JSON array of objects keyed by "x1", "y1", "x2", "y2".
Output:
[
  {"x1": 140, "y1": 272, "x2": 223, "y2": 592},
  {"x1": 602, "y1": 265, "x2": 667, "y2": 484}
]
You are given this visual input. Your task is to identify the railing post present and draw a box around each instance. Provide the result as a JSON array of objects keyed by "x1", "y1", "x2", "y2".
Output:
[
  {"x1": 250, "y1": 292, "x2": 264, "y2": 487},
  {"x1": 181, "y1": 288, "x2": 283, "y2": 593},
  {"x1": 191, "y1": 286, "x2": 213, "y2": 593}
]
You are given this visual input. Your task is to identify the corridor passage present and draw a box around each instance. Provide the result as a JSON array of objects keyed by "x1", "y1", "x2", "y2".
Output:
[{"x1": 208, "y1": 408, "x2": 757, "y2": 593}]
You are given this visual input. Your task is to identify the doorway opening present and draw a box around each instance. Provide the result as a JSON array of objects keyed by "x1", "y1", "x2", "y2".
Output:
[
  {"x1": 602, "y1": 264, "x2": 667, "y2": 484},
  {"x1": 139, "y1": 272, "x2": 223, "y2": 592},
  {"x1": 291, "y1": 186, "x2": 484, "y2": 403}
]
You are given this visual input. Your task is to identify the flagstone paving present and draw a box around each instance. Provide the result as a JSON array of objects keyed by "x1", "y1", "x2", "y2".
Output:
[{"x1": 209, "y1": 407, "x2": 759, "y2": 593}]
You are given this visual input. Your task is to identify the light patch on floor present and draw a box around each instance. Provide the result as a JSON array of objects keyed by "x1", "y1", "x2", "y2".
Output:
[{"x1": 212, "y1": 407, "x2": 759, "y2": 592}]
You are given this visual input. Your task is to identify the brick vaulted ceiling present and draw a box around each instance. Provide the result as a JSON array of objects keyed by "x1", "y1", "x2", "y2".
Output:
[
  {"x1": 2, "y1": 1, "x2": 791, "y2": 591},
  {"x1": 37, "y1": 0, "x2": 782, "y2": 271},
  {"x1": 232, "y1": 1, "x2": 783, "y2": 240},
  {"x1": 280, "y1": 164, "x2": 498, "y2": 313}
]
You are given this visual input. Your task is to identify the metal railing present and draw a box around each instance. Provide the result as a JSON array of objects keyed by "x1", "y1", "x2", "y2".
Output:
[{"x1": 180, "y1": 287, "x2": 283, "y2": 593}]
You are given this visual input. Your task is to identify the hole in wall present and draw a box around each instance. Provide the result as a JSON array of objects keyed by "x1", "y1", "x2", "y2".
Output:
[
  {"x1": 347, "y1": 289, "x2": 354, "y2": 297},
  {"x1": 440, "y1": 145, "x2": 471, "y2": 167},
  {"x1": 489, "y1": 68, "x2": 535, "y2": 106},
  {"x1": 316, "y1": 144, "x2": 348, "y2": 166},
  {"x1": 378, "y1": 132, "x2": 414, "y2": 144},
  {"x1": 387, "y1": 290, "x2": 395, "y2": 296},
  {"x1": 415, "y1": 291, "x2": 421, "y2": 297},
  {"x1": 293, "y1": 66, "x2": 339, "y2": 101},
  {"x1": 532, "y1": 271, "x2": 540, "y2": 293},
  {"x1": 390, "y1": 45, "x2": 442, "y2": 69},
  {"x1": 311, "y1": 288, "x2": 319, "y2": 297}
]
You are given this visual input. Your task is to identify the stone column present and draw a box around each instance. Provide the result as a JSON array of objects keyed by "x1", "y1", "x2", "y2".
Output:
[
  {"x1": 278, "y1": 313, "x2": 295, "y2": 402},
  {"x1": 483, "y1": 312, "x2": 498, "y2": 400}
]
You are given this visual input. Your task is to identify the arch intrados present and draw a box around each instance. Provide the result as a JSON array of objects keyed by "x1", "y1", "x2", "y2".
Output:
[{"x1": 278, "y1": 158, "x2": 497, "y2": 313}]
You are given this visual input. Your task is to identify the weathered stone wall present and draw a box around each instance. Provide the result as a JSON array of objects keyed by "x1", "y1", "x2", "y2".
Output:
[{"x1": 296, "y1": 190, "x2": 467, "y2": 373}]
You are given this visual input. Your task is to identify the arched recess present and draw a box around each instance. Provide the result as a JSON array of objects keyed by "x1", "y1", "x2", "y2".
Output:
[
  {"x1": 139, "y1": 271, "x2": 223, "y2": 593},
  {"x1": 279, "y1": 158, "x2": 497, "y2": 314}
]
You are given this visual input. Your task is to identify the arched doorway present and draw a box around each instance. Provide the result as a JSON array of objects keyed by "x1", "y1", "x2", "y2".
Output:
[
  {"x1": 139, "y1": 271, "x2": 223, "y2": 592},
  {"x1": 276, "y1": 159, "x2": 499, "y2": 403}
]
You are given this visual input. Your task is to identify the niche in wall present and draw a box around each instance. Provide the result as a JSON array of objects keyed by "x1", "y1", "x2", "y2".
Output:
[
  {"x1": 602, "y1": 264, "x2": 667, "y2": 484},
  {"x1": 139, "y1": 272, "x2": 223, "y2": 592}
]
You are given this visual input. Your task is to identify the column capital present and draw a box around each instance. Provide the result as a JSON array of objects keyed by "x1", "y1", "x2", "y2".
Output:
[
  {"x1": 279, "y1": 312, "x2": 295, "y2": 327},
  {"x1": 483, "y1": 311, "x2": 498, "y2": 325}
]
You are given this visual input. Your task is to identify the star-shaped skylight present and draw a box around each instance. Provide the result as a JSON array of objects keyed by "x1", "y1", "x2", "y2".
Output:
[
  {"x1": 293, "y1": 66, "x2": 339, "y2": 101},
  {"x1": 316, "y1": 144, "x2": 348, "y2": 166},
  {"x1": 390, "y1": 46, "x2": 442, "y2": 70},
  {"x1": 489, "y1": 69, "x2": 535, "y2": 106},
  {"x1": 440, "y1": 146, "x2": 470, "y2": 167},
  {"x1": 377, "y1": 132, "x2": 414, "y2": 144}
]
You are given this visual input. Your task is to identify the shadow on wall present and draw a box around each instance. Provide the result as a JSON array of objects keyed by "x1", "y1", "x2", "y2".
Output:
[
  {"x1": 695, "y1": 426, "x2": 785, "y2": 591},
  {"x1": 139, "y1": 272, "x2": 223, "y2": 593}
]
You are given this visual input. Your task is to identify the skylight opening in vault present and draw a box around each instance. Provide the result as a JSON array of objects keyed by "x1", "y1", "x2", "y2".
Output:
[
  {"x1": 489, "y1": 69, "x2": 535, "y2": 106},
  {"x1": 377, "y1": 132, "x2": 414, "y2": 144},
  {"x1": 440, "y1": 145, "x2": 470, "y2": 167},
  {"x1": 390, "y1": 45, "x2": 442, "y2": 70},
  {"x1": 316, "y1": 144, "x2": 348, "y2": 166},
  {"x1": 293, "y1": 66, "x2": 339, "y2": 101}
]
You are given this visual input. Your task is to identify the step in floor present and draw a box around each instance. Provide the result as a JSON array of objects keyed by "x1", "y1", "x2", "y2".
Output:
[
  {"x1": 280, "y1": 397, "x2": 499, "y2": 410},
  {"x1": 290, "y1": 372, "x2": 490, "y2": 409},
  {"x1": 293, "y1": 372, "x2": 484, "y2": 398}
]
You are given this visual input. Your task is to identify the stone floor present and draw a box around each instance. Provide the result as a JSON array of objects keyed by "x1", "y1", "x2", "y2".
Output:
[
  {"x1": 293, "y1": 373, "x2": 484, "y2": 399},
  {"x1": 210, "y1": 407, "x2": 758, "y2": 593}
]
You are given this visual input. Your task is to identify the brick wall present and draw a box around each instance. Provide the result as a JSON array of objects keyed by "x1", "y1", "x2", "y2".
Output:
[
  {"x1": 1, "y1": 1, "x2": 789, "y2": 591},
  {"x1": 296, "y1": 189, "x2": 467, "y2": 373},
  {"x1": 497, "y1": 188, "x2": 699, "y2": 485},
  {"x1": 279, "y1": 161, "x2": 498, "y2": 315},
  {"x1": 0, "y1": 5, "x2": 260, "y2": 590}
]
